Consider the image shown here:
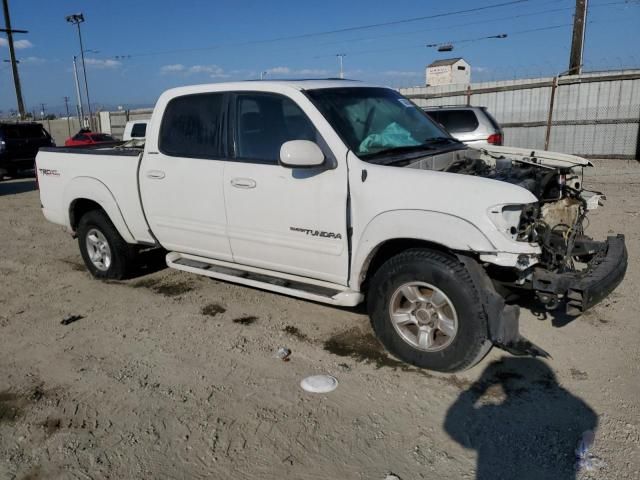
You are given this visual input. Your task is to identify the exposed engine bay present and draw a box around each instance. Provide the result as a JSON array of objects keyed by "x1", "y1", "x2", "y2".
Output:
[{"x1": 403, "y1": 146, "x2": 614, "y2": 311}]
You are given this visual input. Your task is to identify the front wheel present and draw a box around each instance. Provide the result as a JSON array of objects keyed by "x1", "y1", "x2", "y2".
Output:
[
  {"x1": 367, "y1": 248, "x2": 492, "y2": 372},
  {"x1": 77, "y1": 210, "x2": 135, "y2": 279}
]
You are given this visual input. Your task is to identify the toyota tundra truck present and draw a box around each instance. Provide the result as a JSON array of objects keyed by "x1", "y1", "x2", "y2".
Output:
[{"x1": 36, "y1": 80, "x2": 627, "y2": 372}]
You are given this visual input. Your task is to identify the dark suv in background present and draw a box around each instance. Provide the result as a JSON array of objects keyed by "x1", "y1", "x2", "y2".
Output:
[{"x1": 0, "y1": 122, "x2": 54, "y2": 178}]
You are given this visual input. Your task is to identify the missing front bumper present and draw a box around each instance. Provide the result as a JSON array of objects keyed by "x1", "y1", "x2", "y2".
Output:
[{"x1": 532, "y1": 234, "x2": 627, "y2": 315}]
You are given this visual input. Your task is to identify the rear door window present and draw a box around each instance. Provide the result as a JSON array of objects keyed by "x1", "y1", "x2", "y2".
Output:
[
  {"x1": 427, "y1": 110, "x2": 479, "y2": 133},
  {"x1": 159, "y1": 93, "x2": 225, "y2": 158}
]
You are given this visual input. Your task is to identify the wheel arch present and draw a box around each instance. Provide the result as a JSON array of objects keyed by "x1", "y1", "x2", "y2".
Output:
[
  {"x1": 351, "y1": 210, "x2": 495, "y2": 291},
  {"x1": 65, "y1": 177, "x2": 136, "y2": 243}
]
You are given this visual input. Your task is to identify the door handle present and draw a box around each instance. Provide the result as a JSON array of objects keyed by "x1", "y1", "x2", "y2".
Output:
[
  {"x1": 146, "y1": 170, "x2": 166, "y2": 180},
  {"x1": 230, "y1": 177, "x2": 256, "y2": 189}
]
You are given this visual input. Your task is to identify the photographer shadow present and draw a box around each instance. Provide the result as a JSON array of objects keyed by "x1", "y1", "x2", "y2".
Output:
[{"x1": 444, "y1": 357, "x2": 596, "y2": 480}]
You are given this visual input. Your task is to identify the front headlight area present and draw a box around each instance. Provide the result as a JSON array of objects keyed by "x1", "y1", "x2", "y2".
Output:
[
  {"x1": 484, "y1": 203, "x2": 540, "y2": 270},
  {"x1": 487, "y1": 203, "x2": 528, "y2": 241}
]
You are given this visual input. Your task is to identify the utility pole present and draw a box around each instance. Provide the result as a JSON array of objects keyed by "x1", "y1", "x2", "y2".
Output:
[
  {"x1": 66, "y1": 14, "x2": 93, "y2": 130},
  {"x1": 568, "y1": 0, "x2": 588, "y2": 75},
  {"x1": 1, "y1": 0, "x2": 27, "y2": 118},
  {"x1": 40, "y1": 103, "x2": 51, "y2": 133},
  {"x1": 72, "y1": 56, "x2": 85, "y2": 127},
  {"x1": 63, "y1": 96, "x2": 71, "y2": 136},
  {"x1": 336, "y1": 54, "x2": 346, "y2": 79}
]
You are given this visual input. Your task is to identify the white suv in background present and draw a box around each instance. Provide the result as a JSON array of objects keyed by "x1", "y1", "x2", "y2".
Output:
[{"x1": 423, "y1": 106, "x2": 503, "y2": 147}]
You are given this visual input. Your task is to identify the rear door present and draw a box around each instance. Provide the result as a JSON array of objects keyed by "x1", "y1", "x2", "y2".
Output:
[
  {"x1": 139, "y1": 92, "x2": 233, "y2": 261},
  {"x1": 222, "y1": 91, "x2": 349, "y2": 285}
]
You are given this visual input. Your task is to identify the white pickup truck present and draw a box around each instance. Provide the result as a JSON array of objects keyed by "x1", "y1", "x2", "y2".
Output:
[{"x1": 36, "y1": 80, "x2": 627, "y2": 372}]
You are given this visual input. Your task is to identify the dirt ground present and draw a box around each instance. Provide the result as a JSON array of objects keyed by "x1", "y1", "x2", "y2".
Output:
[{"x1": 1, "y1": 160, "x2": 639, "y2": 480}]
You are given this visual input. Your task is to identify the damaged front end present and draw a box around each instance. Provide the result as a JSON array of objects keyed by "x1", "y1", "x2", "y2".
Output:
[
  {"x1": 457, "y1": 147, "x2": 626, "y2": 356},
  {"x1": 403, "y1": 145, "x2": 627, "y2": 356},
  {"x1": 452, "y1": 147, "x2": 628, "y2": 318}
]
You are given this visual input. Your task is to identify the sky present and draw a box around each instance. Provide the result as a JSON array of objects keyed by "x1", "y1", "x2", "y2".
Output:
[{"x1": 1, "y1": 0, "x2": 639, "y2": 115}]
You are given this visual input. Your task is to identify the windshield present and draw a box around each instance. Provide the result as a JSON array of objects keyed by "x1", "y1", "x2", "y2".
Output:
[{"x1": 306, "y1": 87, "x2": 455, "y2": 159}]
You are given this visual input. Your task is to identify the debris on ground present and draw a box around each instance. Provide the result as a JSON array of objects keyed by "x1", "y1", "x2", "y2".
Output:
[
  {"x1": 60, "y1": 314, "x2": 84, "y2": 326},
  {"x1": 300, "y1": 374, "x2": 338, "y2": 393},
  {"x1": 575, "y1": 429, "x2": 606, "y2": 473},
  {"x1": 274, "y1": 347, "x2": 291, "y2": 361}
]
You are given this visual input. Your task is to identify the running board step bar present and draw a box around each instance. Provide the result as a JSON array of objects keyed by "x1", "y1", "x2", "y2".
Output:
[{"x1": 166, "y1": 252, "x2": 363, "y2": 307}]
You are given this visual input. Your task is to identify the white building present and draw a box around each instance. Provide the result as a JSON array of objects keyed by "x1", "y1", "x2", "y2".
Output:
[{"x1": 425, "y1": 58, "x2": 471, "y2": 86}]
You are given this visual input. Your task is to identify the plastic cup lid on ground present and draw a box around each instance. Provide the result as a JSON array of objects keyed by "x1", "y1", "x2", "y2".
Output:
[{"x1": 300, "y1": 375, "x2": 338, "y2": 393}]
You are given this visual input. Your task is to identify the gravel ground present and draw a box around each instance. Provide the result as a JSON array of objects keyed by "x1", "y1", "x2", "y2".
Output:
[{"x1": 1, "y1": 160, "x2": 639, "y2": 480}]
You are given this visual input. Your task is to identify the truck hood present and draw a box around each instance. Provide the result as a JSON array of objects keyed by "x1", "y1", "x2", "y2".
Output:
[{"x1": 473, "y1": 144, "x2": 593, "y2": 168}]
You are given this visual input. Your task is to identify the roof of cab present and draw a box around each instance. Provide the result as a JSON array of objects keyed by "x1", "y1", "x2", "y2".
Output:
[{"x1": 161, "y1": 78, "x2": 382, "y2": 99}]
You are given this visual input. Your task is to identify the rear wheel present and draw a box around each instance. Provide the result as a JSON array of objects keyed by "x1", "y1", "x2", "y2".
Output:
[
  {"x1": 367, "y1": 248, "x2": 491, "y2": 372},
  {"x1": 77, "y1": 210, "x2": 135, "y2": 279}
]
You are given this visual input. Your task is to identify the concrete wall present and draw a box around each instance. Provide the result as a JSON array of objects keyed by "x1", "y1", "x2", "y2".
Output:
[
  {"x1": 104, "y1": 109, "x2": 153, "y2": 140},
  {"x1": 401, "y1": 70, "x2": 640, "y2": 159},
  {"x1": 37, "y1": 117, "x2": 88, "y2": 146}
]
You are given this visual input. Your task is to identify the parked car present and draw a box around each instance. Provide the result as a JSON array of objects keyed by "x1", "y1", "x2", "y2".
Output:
[
  {"x1": 36, "y1": 80, "x2": 626, "y2": 373},
  {"x1": 0, "y1": 122, "x2": 54, "y2": 178},
  {"x1": 64, "y1": 130, "x2": 117, "y2": 147},
  {"x1": 423, "y1": 105, "x2": 503, "y2": 146},
  {"x1": 123, "y1": 119, "x2": 149, "y2": 141}
]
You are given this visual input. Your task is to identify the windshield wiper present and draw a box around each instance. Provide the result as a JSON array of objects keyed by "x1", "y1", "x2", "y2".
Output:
[{"x1": 360, "y1": 144, "x2": 436, "y2": 159}]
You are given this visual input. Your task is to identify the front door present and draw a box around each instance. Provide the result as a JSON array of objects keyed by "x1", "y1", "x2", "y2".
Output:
[
  {"x1": 222, "y1": 92, "x2": 349, "y2": 285},
  {"x1": 139, "y1": 92, "x2": 233, "y2": 261}
]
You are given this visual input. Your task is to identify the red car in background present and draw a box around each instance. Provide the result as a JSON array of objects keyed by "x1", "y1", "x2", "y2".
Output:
[{"x1": 64, "y1": 130, "x2": 117, "y2": 147}]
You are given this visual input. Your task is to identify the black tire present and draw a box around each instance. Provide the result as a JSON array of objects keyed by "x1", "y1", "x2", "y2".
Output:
[
  {"x1": 77, "y1": 209, "x2": 135, "y2": 280},
  {"x1": 367, "y1": 248, "x2": 492, "y2": 373}
]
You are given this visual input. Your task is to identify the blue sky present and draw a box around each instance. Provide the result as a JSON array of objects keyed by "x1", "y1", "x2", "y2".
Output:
[{"x1": 1, "y1": 0, "x2": 639, "y2": 114}]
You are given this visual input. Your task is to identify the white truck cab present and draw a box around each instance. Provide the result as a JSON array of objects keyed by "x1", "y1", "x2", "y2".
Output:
[{"x1": 36, "y1": 80, "x2": 627, "y2": 372}]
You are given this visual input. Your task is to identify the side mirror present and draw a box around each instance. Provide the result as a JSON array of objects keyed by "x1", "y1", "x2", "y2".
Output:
[{"x1": 279, "y1": 140, "x2": 325, "y2": 168}]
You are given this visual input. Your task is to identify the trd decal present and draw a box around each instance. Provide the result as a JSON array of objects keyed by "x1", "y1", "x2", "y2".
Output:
[
  {"x1": 290, "y1": 227, "x2": 342, "y2": 240},
  {"x1": 38, "y1": 168, "x2": 60, "y2": 176}
]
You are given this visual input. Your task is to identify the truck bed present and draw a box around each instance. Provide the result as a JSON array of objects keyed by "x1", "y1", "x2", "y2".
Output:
[{"x1": 36, "y1": 147, "x2": 154, "y2": 244}]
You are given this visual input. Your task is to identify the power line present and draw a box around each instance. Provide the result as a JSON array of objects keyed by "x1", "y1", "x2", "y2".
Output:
[
  {"x1": 108, "y1": 0, "x2": 529, "y2": 59},
  {"x1": 313, "y1": 23, "x2": 578, "y2": 59},
  {"x1": 311, "y1": 0, "x2": 574, "y2": 49},
  {"x1": 309, "y1": 0, "x2": 630, "y2": 52}
]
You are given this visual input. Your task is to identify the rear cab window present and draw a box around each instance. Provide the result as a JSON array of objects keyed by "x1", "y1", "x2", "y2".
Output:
[{"x1": 130, "y1": 123, "x2": 147, "y2": 138}]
